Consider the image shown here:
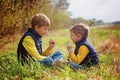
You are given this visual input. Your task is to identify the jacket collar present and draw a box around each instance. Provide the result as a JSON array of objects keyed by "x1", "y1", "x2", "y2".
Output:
[
  {"x1": 75, "y1": 38, "x2": 86, "y2": 45},
  {"x1": 28, "y1": 28, "x2": 42, "y2": 38}
]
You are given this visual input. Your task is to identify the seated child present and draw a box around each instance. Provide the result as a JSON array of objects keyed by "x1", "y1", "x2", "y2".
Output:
[
  {"x1": 17, "y1": 13, "x2": 63, "y2": 65},
  {"x1": 66, "y1": 23, "x2": 99, "y2": 69}
]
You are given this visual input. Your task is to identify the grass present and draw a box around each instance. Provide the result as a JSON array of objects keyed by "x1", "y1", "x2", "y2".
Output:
[{"x1": 0, "y1": 27, "x2": 120, "y2": 80}]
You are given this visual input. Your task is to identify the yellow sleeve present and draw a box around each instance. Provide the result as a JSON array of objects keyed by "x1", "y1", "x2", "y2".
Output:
[
  {"x1": 42, "y1": 47, "x2": 53, "y2": 56},
  {"x1": 68, "y1": 45, "x2": 89, "y2": 64},
  {"x1": 22, "y1": 36, "x2": 46, "y2": 61}
]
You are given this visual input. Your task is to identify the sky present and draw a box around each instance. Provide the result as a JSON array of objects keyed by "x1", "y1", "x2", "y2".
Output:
[{"x1": 67, "y1": 0, "x2": 120, "y2": 22}]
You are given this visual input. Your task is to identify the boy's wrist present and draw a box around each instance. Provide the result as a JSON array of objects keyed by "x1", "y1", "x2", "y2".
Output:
[
  {"x1": 68, "y1": 49, "x2": 73, "y2": 53},
  {"x1": 48, "y1": 46, "x2": 53, "y2": 50}
]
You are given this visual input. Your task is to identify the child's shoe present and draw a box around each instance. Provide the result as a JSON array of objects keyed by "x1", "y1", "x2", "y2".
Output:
[{"x1": 54, "y1": 60, "x2": 64, "y2": 68}]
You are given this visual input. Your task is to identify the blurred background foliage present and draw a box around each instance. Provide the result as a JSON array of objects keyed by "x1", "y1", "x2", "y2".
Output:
[{"x1": 0, "y1": 0, "x2": 71, "y2": 38}]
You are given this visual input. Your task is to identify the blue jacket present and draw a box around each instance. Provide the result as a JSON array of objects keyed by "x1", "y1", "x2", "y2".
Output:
[
  {"x1": 74, "y1": 39, "x2": 99, "y2": 67},
  {"x1": 17, "y1": 28, "x2": 42, "y2": 65}
]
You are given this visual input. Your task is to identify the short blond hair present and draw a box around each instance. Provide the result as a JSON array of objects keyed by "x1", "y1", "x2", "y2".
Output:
[
  {"x1": 70, "y1": 23, "x2": 89, "y2": 39},
  {"x1": 31, "y1": 13, "x2": 50, "y2": 29}
]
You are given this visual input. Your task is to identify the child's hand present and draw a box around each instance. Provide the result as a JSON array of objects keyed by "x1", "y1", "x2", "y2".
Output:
[
  {"x1": 49, "y1": 39, "x2": 55, "y2": 49},
  {"x1": 66, "y1": 43, "x2": 73, "y2": 53},
  {"x1": 66, "y1": 58, "x2": 71, "y2": 64}
]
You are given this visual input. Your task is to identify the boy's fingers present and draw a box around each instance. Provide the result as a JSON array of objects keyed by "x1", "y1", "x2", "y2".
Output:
[
  {"x1": 50, "y1": 39, "x2": 55, "y2": 43},
  {"x1": 49, "y1": 39, "x2": 55, "y2": 45}
]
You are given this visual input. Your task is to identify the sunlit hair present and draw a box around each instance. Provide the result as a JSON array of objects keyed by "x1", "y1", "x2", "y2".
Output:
[
  {"x1": 70, "y1": 23, "x2": 89, "y2": 39},
  {"x1": 31, "y1": 13, "x2": 50, "y2": 29}
]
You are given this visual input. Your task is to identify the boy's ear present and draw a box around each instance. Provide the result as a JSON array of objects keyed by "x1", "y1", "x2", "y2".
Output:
[
  {"x1": 77, "y1": 34, "x2": 81, "y2": 38},
  {"x1": 35, "y1": 25, "x2": 40, "y2": 29},
  {"x1": 34, "y1": 25, "x2": 36, "y2": 28},
  {"x1": 35, "y1": 25, "x2": 38, "y2": 28},
  {"x1": 34, "y1": 25, "x2": 38, "y2": 31}
]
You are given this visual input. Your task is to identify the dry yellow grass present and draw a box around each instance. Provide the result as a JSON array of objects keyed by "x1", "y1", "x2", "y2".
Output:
[{"x1": 96, "y1": 36, "x2": 120, "y2": 54}]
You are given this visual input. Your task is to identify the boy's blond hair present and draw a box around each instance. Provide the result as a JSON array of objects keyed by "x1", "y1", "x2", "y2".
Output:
[
  {"x1": 31, "y1": 13, "x2": 50, "y2": 29},
  {"x1": 70, "y1": 23, "x2": 89, "y2": 39}
]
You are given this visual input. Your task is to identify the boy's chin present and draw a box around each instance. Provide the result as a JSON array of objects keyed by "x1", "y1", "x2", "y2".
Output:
[{"x1": 41, "y1": 33, "x2": 47, "y2": 36}]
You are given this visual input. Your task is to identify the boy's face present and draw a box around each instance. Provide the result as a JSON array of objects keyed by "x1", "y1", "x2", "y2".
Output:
[
  {"x1": 70, "y1": 31, "x2": 81, "y2": 43},
  {"x1": 35, "y1": 25, "x2": 50, "y2": 36}
]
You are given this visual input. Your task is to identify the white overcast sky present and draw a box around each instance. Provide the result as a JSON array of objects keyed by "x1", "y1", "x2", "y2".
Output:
[{"x1": 67, "y1": 0, "x2": 120, "y2": 22}]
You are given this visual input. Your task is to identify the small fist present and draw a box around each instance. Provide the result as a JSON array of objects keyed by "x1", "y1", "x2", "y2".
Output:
[
  {"x1": 66, "y1": 43, "x2": 73, "y2": 53},
  {"x1": 49, "y1": 39, "x2": 55, "y2": 49}
]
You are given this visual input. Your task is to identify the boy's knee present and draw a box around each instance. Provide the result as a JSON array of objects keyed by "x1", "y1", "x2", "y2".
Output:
[
  {"x1": 40, "y1": 57, "x2": 54, "y2": 65},
  {"x1": 55, "y1": 51, "x2": 63, "y2": 55}
]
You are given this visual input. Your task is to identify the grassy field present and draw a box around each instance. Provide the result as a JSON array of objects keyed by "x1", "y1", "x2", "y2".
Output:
[{"x1": 0, "y1": 27, "x2": 120, "y2": 80}]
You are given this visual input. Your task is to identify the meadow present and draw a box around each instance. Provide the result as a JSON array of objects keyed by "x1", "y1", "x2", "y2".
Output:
[{"x1": 0, "y1": 26, "x2": 120, "y2": 80}]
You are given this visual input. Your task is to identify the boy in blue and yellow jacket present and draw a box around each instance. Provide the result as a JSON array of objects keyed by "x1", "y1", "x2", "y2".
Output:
[
  {"x1": 17, "y1": 13, "x2": 63, "y2": 65},
  {"x1": 66, "y1": 23, "x2": 99, "y2": 69}
]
